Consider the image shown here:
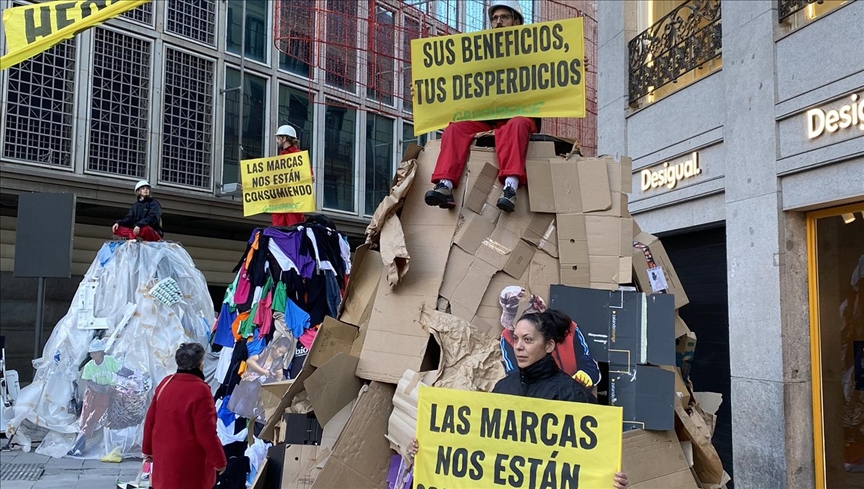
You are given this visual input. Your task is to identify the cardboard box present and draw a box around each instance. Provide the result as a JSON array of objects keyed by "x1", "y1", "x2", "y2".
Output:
[
  {"x1": 586, "y1": 215, "x2": 633, "y2": 290},
  {"x1": 660, "y1": 365, "x2": 693, "y2": 407},
  {"x1": 357, "y1": 141, "x2": 462, "y2": 383},
  {"x1": 304, "y1": 352, "x2": 363, "y2": 427},
  {"x1": 312, "y1": 382, "x2": 397, "y2": 489},
  {"x1": 282, "y1": 445, "x2": 325, "y2": 489},
  {"x1": 677, "y1": 331, "x2": 697, "y2": 364},
  {"x1": 549, "y1": 285, "x2": 676, "y2": 368},
  {"x1": 632, "y1": 229, "x2": 690, "y2": 309},
  {"x1": 522, "y1": 213, "x2": 558, "y2": 258},
  {"x1": 526, "y1": 158, "x2": 612, "y2": 214},
  {"x1": 674, "y1": 314, "x2": 691, "y2": 339},
  {"x1": 608, "y1": 364, "x2": 676, "y2": 431},
  {"x1": 622, "y1": 429, "x2": 698, "y2": 488},
  {"x1": 386, "y1": 369, "x2": 438, "y2": 460},
  {"x1": 282, "y1": 413, "x2": 324, "y2": 446},
  {"x1": 339, "y1": 244, "x2": 382, "y2": 327},
  {"x1": 262, "y1": 317, "x2": 359, "y2": 441}
]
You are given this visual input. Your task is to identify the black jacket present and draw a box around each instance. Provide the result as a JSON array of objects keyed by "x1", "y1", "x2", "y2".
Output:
[
  {"x1": 116, "y1": 197, "x2": 163, "y2": 236},
  {"x1": 492, "y1": 354, "x2": 597, "y2": 404}
]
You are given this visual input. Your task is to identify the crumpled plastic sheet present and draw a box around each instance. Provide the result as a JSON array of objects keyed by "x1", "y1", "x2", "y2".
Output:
[
  {"x1": 6, "y1": 241, "x2": 215, "y2": 459},
  {"x1": 245, "y1": 437, "x2": 271, "y2": 487}
]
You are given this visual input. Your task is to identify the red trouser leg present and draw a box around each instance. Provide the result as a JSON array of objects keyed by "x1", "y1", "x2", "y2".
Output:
[
  {"x1": 115, "y1": 226, "x2": 136, "y2": 239},
  {"x1": 430, "y1": 120, "x2": 494, "y2": 188},
  {"x1": 493, "y1": 117, "x2": 537, "y2": 186},
  {"x1": 137, "y1": 226, "x2": 162, "y2": 242}
]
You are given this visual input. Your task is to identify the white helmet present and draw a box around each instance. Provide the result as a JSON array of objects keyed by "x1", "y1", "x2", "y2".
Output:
[
  {"x1": 275, "y1": 125, "x2": 297, "y2": 138},
  {"x1": 134, "y1": 180, "x2": 150, "y2": 192},
  {"x1": 89, "y1": 338, "x2": 106, "y2": 353},
  {"x1": 488, "y1": 0, "x2": 524, "y2": 24}
]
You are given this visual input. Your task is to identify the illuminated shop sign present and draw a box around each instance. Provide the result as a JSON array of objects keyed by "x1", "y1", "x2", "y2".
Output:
[
  {"x1": 807, "y1": 93, "x2": 863, "y2": 139},
  {"x1": 640, "y1": 152, "x2": 701, "y2": 192}
]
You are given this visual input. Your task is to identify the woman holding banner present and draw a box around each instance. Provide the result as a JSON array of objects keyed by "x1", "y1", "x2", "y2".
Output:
[
  {"x1": 412, "y1": 309, "x2": 630, "y2": 488},
  {"x1": 271, "y1": 124, "x2": 311, "y2": 227}
]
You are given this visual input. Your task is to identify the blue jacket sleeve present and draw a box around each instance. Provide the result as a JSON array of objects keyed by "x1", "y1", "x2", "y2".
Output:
[{"x1": 573, "y1": 327, "x2": 601, "y2": 385}]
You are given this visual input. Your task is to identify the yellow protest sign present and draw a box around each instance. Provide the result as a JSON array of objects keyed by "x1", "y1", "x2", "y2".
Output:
[
  {"x1": 240, "y1": 152, "x2": 316, "y2": 217},
  {"x1": 1, "y1": 0, "x2": 151, "y2": 70},
  {"x1": 410, "y1": 17, "x2": 586, "y2": 134},
  {"x1": 415, "y1": 385, "x2": 622, "y2": 489}
]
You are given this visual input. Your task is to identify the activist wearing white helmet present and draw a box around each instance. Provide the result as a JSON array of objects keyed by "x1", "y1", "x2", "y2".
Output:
[
  {"x1": 275, "y1": 125, "x2": 297, "y2": 139},
  {"x1": 89, "y1": 338, "x2": 106, "y2": 353},
  {"x1": 488, "y1": 0, "x2": 524, "y2": 26},
  {"x1": 134, "y1": 180, "x2": 150, "y2": 192}
]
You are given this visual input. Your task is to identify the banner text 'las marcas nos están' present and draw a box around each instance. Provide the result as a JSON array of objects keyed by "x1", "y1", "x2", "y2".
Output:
[
  {"x1": 1, "y1": 0, "x2": 151, "y2": 70},
  {"x1": 240, "y1": 151, "x2": 315, "y2": 217},
  {"x1": 410, "y1": 17, "x2": 586, "y2": 134},
  {"x1": 415, "y1": 385, "x2": 622, "y2": 489}
]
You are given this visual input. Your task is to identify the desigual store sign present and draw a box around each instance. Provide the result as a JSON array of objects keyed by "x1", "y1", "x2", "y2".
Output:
[
  {"x1": 806, "y1": 93, "x2": 864, "y2": 139},
  {"x1": 640, "y1": 152, "x2": 701, "y2": 192}
]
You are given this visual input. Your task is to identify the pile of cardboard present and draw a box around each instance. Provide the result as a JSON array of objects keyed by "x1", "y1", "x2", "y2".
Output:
[{"x1": 254, "y1": 139, "x2": 730, "y2": 489}]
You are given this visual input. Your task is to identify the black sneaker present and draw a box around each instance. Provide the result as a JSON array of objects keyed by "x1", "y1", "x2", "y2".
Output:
[
  {"x1": 424, "y1": 183, "x2": 455, "y2": 209},
  {"x1": 497, "y1": 186, "x2": 516, "y2": 213}
]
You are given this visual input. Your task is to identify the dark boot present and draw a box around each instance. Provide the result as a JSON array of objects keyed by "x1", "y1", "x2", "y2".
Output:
[
  {"x1": 424, "y1": 183, "x2": 455, "y2": 209},
  {"x1": 496, "y1": 186, "x2": 516, "y2": 213}
]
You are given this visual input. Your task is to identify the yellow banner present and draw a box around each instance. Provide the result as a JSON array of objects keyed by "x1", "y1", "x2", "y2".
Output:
[
  {"x1": 240, "y1": 152, "x2": 316, "y2": 217},
  {"x1": 415, "y1": 385, "x2": 622, "y2": 489},
  {"x1": 410, "y1": 18, "x2": 585, "y2": 134},
  {"x1": 1, "y1": 0, "x2": 151, "y2": 70}
]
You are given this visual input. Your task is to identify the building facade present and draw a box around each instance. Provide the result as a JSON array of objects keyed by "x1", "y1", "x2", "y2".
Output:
[
  {"x1": 0, "y1": 0, "x2": 598, "y2": 381},
  {"x1": 598, "y1": 0, "x2": 863, "y2": 487}
]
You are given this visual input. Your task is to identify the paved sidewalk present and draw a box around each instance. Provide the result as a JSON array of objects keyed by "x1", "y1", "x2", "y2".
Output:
[{"x1": 0, "y1": 447, "x2": 142, "y2": 489}]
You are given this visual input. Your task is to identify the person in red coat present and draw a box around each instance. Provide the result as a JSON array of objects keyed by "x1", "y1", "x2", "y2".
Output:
[
  {"x1": 143, "y1": 343, "x2": 226, "y2": 489},
  {"x1": 271, "y1": 124, "x2": 312, "y2": 227}
]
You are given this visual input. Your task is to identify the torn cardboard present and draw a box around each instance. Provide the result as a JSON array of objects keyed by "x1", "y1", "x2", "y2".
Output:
[
  {"x1": 526, "y1": 158, "x2": 612, "y2": 213},
  {"x1": 675, "y1": 398, "x2": 727, "y2": 487},
  {"x1": 622, "y1": 429, "x2": 698, "y2": 488},
  {"x1": 522, "y1": 214, "x2": 558, "y2": 258},
  {"x1": 585, "y1": 214, "x2": 633, "y2": 289},
  {"x1": 339, "y1": 244, "x2": 382, "y2": 326},
  {"x1": 365, "y1": 155, "x2": 419, "y2": 244},
  {"x1": 282, "y1": 445, "x2": 325, "y2": 489},
  {"x1": 262, "y1": 317, "x2": 359, "y2": 441},
  {"x1": 312, "y1": 382, "x2": 397, "y2": 489},
  {"x1": 632, "y1": 227, "x2": 690, "y2": 309},
  {"x1": 386, "y1": 369, "x2": 438, "y2": 460},
  {"x1": 321, "y1": 400, "x2": 355, "y2": 452},
  {"x1": 421, "y1": 307, "x2": 506, "y2": 392},
  {"x1": 357, "y1": 140, "x2": 461, "y2": 383},
  {"x1": 304, "y1": 353, "x2": 363, "y2": 427}
]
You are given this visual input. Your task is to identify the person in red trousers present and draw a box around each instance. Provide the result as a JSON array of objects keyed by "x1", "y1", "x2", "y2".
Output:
[
  {"x1": 112, "y1": 180, "x2": 163, "y2": 241},
  {"x1": 270, "y1": 124, "x2": 312, "y2": 227},
  {"x1": 424, "y1": 0, "x2": 540, "y2": 214}
]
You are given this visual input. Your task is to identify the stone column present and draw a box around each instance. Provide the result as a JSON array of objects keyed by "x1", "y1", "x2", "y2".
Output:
[
  {"x1": 722, "y1": 1, "x2": 814, "y2": 487},
  {"x1": 596, "y1": 1, "x2": 637, "y2": 156}
]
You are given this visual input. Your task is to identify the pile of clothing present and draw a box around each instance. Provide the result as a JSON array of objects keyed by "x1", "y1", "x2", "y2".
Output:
[{"x1": 209, "y1": 217, "x2": 352, "y2": 481}]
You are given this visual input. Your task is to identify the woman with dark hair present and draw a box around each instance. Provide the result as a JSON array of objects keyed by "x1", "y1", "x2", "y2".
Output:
[
  {"x1": 143, "y1": 343, "x2": 227, "y2": 489},
  {"x1": 412, "y1": 309, "x2": 630, "y2": 488}
]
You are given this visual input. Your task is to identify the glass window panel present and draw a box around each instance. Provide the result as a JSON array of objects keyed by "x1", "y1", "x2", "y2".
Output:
[
  {"x1": 222, "y1": 69, "x2": 267, "y2": 186},
  {"x1": 166, "y1": 0, "x2": 216, "y2": 45},
  {"x1": 122, "y1": 1, "x2": 153, "y2": 25},
  {"x1": 365, "y1": 114, "x2": 395, "y2": 215},
  {"x1": 465, "y1": 0, "x2": 486, "y2": 31},
  {"x1": 89, "y1": 29, "x2": 151, "y2": 177},
  {"x1": 3, "y1": 39, "x2": 76, "y2": 167},
  {"x1": 403, "y1": 16, "x2": 422, "y2": 112},
  {"x1": 325, "y1": 0, "x2": 358, "y2": 92},
  {"x1": 227, "y1": 0, "x2": 268, "y2": 63},
  {"x1": 277, "y1": 0, "x2": 314, "y2": 77},
  {"x1": 368, "y1": 7, "x2": 395, "y2": 105},
  {"x1": 277, "y1": 85, "x2": 314, "y2": 159},
  {"x1": 401, "y1": 123, "x2": 427, "y2": 156},
  {"x1": 813, "y1": 209, "x2": 864, "y2": 488},
  {"x1": 436, "y1": 0, "x2": 458, "y2": 29},
  {"x1": 518, "y1": 0, "x2": 534, "y2": 23},
  {"x1": 323, "y1": 104, "x2": 356, "y2": 212}
]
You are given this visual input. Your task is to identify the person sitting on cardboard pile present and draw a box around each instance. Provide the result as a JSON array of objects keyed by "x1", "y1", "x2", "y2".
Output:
[
  {"x1": 423, "y1": 0, "x2": 541, "y2": 214},
  {"x1": 111, "y1": 180, "x2": 163, "y2": 241}
]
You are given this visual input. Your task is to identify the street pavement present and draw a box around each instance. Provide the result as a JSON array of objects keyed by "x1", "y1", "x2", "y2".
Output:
[{"x1": 0, "y1": 446, "x2": 143, "y2": 489}]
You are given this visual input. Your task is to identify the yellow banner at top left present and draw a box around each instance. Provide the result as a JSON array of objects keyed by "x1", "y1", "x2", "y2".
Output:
[{"x1": 1, "y1": 0, "x2": 151, "y2": 70}]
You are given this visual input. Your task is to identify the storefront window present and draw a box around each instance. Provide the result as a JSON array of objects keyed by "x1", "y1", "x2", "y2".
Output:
[
  {"x1": 222, "y1": 69, "x2": 267, "y2": 186},
  {"x1": 323, "y1": 104, "x2": 356, "y2": 212},
  {"x1": 365, "y1": 114, "x2": 395, "y2": 215},
  {"x1": 401, "y1": 122, "x2": 427, "y2": 156},
  {"x1": 810, "y1": 204, "x2": 864, "y2": 488},
  {"x1": 277, "y1": 85, "x2": 314, "y2": 159},
  {"x1": 277, "y1": 0, "x2": 314, "y2": 78},
  {"x1": 783, "y1": 0, "x2": 848, "y2": 28},
  {"x1": 226, "y1": 0, "x2": 268, "y2": 63}
]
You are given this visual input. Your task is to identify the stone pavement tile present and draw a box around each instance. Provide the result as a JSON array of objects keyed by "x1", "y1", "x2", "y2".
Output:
[
  {"x1": 12, "y1": 452, "x2": 51, "y2": 464},
  {"x1": 32, "y1": 480, "x2": 79, "y2": 489},
  {"x1": 79, "y1": 468, "x2": 122, "y2": 478},
  {"x1": 0, "y1": 449, "x2": 20, "y2": 462},
  {"x1": 0, "y1": 481, "x2": 36, "y2": 489},
  {"x1": 43, "y1": 458, "x2": 84, "y2": 470},
  {"x1": 74, "y1": 475, "x2": 121, "y2": 489}
]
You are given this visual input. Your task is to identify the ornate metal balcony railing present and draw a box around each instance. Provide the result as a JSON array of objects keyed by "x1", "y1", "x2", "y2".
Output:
[
  {"x1": 779, "y1": 0, "x2": 822, "y2": 23},
  {"x1": 628, "y1": 0, "x2": 722, "y2": 104}
]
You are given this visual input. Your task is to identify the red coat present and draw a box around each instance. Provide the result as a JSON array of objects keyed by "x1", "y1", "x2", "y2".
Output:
[
  {"x1": 143, "y1": 373, "x2": 226, "y2": 489},
  {"x1": 272, "y1": 145, "x2": 308, "y2": 227}
]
